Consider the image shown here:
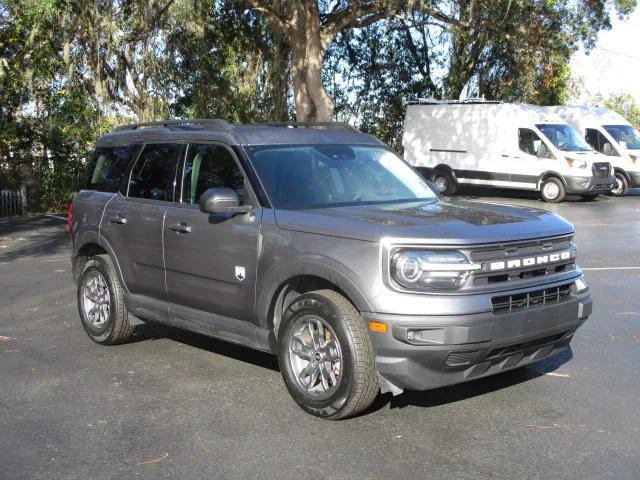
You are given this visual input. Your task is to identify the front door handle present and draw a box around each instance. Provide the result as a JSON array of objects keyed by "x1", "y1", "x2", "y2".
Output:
[
  {"x1": 109, "y1": 214, "x2": 127, "y2": 224},
  {"x1": 170, "y1": 223, "x2": 192, "y2": 234}
]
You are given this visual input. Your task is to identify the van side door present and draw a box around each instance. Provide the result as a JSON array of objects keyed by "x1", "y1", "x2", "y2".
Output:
[
  {"x1": 163, "y1": 143, "x2": 262, "y2": 328},
  {"x1": 100, "y1": 143, "x2": 182, "y2": 301}
]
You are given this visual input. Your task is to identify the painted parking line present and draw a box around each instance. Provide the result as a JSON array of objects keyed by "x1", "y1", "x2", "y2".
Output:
[{"x1": 582, "y1": 267, "x2": 640, "y2": 271}]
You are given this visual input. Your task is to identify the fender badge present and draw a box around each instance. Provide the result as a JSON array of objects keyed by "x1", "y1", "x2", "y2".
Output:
[{"x1": 235, "y1": 266, "x2": 246, "y2": 282}]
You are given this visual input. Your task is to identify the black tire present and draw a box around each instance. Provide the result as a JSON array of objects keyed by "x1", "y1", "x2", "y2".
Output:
[
  {"x1": 277, "y1": 289, "x2": 378, "y2": 420},
  {"x1": 540, "y1": 177, "x2": 566, "y2": 203},
  {"x1": 607, "y1": 172, "x2": 630, "y2": 197},
  {"x1": 77, "y1": 254, "x2": 134, "y2": 345},
  {"x1": 580, "y1": 194, "x2": 598, "y2": 201},
  {"x1": 433, "y1": 169, "x2": 457, "y2": 196}
]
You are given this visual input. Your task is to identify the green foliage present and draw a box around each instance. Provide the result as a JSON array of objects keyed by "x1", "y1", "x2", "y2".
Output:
[
  {"x1": 0, "y1": 0, "x2": 636, "y2": 210},
  {"x1": 602, "y1": 93, "x2": 640, "y2": 128}
]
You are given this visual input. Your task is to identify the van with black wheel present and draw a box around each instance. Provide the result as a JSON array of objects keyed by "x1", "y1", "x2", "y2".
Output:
[
  {"x1": 402, "y1": 99, "x2": 615, "y2": 202},
  {"x1": 550, "y1": 105, "x2": 640, "y2": 196}
]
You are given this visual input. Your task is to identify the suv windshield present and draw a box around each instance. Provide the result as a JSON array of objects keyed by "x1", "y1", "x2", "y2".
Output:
[
  {"x1": 536, "y1": 124, "x2": 592, "y2": 152},
  {"x1": 246, "y1": 144, "x2": 437, "y2": 209},
  {"x1": 603, "y1": 124, "x2": 640, "y2": 150}
]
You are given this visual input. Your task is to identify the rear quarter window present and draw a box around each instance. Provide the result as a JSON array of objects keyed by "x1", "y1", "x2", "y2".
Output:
[{"x1": 85, "y1": 146, "x2": 140, "y2": 193}]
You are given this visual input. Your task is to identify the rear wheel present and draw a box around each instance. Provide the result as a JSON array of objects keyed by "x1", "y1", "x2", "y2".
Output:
[
  {"x1": 77, "y1": 254, "x2": 134, "y2": 345},
  {"x1": 433, "y1": 169, "x2": 457, "y2": 196},
  {"x1": 608, "y1": 172, "x2": 630, "y2": 197},
  {"x1": 277, "y1": 290, "x2": 378, "y2": 420},
  {"x1": 540, "y1": 177, "x2": 566, "y2": 203}
]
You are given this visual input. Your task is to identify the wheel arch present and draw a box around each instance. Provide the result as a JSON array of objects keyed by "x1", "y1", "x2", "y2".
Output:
[
  {"x1": 73, "y1": 235, "x2": 128, "y2": 292},
  {"x1": 537, "y1": 171, "x2": 567, "y2": 190},
  {"x1": 256, "y1": 261, "x2": 373, "y2": 345},
  {"x1": 613, "y1": 167, "x2": 630, "y2": 181}
]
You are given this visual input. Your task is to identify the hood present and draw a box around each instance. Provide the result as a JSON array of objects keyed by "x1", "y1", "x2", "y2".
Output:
[
  {"x1": 562, "y1": 151, "x2": 605, "y2": 165},
  {"x1": 273, "y1": 199, "x2": 574, "y2": 245}
]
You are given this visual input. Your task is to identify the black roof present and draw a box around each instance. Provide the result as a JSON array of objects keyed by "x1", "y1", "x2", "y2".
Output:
[{"x1": 96, "y1": 120, "x2": 384, "y2": 148}]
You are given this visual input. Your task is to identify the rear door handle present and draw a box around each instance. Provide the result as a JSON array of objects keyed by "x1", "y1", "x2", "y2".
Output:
[
  {"x1": 170, "y1": 223, "x2": 192, "y2": 234},
  {"x1": 109, "y1": 214, "x2": 127, "y2": 224}
]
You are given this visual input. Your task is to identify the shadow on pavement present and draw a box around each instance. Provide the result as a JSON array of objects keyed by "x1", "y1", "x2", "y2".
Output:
[
  {"x1": 0, "y1": 216, "x2": 69, "y2": 262},
  {"x1": 136, "y1": 321, "x2": 280, "y2": 372},
  {"x1": 135, "y1": 318, "x2": 573, "y2": 413},
  {"x1": 455, "y1": 185, "x2": 617, "y2": 203}
]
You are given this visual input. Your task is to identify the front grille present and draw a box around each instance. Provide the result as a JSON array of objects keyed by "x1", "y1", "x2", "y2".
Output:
[
  {"x1": 592, "y1": 162, "x2": 611, "y2": 178},
  {"x1": 468, "y1": 235, "x2": 576, "y2": 287},
  {"x1": 491, "y1": 283, "x2": 572, "y2": 314},
  {"x1": 486, "y1": 331, "x2": 569, "y2": 359}
]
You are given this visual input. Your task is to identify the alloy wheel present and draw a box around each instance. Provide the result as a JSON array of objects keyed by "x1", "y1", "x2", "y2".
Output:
[
  {"x1": 288, "y1": 315, "x2": 343, "y2": 399},
  {"x1": 82, "y1": 271, "x2": 111, "y2": 328}
]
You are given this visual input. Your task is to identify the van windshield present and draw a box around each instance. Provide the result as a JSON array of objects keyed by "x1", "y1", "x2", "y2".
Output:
[
  {"x1": 246, "y1": 145, "x2": 437, "y2": 210},
  {"x1": 536, "y1": 124, "x2": 592, "y2": 152},
  {"x1": 603, "y1": 125, "x2": 640, "y2": 150}
]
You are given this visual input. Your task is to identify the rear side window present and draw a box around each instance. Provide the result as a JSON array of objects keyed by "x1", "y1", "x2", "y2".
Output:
[
  {"x1": 128, "y1": 143, "x2": 181, "y2": 201},
  {"x1": 85, "y1": 146, "x2": 138, "y2": 193},
  {"x1": 181, "y1": 144, "x2": 245, "y2": 204}
]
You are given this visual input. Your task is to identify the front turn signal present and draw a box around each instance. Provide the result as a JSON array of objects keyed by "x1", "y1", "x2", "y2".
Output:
[{"x1": 369, "y1": 321, "x2": 388, "y2": 333}]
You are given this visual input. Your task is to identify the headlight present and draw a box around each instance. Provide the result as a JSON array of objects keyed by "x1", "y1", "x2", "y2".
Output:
[
  {"x1": 566, "y1": 158, "x2": 587, "y2": 169},
  {"x1": 390, "y1": 250, "x2": 481, "y2": 291}
]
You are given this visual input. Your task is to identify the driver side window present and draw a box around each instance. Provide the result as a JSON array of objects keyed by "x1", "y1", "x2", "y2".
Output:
[
  {"x1": 586, "y1": 128, "x2": 619, "y2": 156},
  {"x1": 518, "y1": 128, "x2": 541, "y2": 156}
]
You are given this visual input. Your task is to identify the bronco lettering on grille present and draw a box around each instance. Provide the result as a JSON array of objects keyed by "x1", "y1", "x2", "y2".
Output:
[{"x1": 488, "y1": 250, "x2": 573, "y2": 272}]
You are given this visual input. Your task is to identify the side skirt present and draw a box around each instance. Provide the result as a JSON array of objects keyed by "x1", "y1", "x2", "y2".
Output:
[{"x1": 125, "y1": 293, "x2": 273, "y2": 353}]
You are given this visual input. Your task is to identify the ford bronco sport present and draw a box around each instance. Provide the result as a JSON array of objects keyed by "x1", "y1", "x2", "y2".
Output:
[{"x1": 70, "y1": 119, "x2": 592, "y2": 419}]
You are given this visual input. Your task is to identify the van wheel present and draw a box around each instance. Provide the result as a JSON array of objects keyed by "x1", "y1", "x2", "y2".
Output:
[
  {"x1": 277, "y1": 290, "x2": 378, "y2": 420},
  {"x1": 77, "y1": 254, "x2": 134, "y2": 345},
  {"x1": 608, "y1": 172, "x2": 629, "y2": 197},
  {"x1": 540, "y1": 177, "x2": 566, "y2": 203},
  {"x1": 433, "y1": 170, "x2": 457, "y2": 196}
]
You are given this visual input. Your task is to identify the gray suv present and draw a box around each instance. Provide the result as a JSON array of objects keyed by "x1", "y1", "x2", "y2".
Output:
[{"x1": 70, "y1": 119, "x2": 592, "y2": 419}]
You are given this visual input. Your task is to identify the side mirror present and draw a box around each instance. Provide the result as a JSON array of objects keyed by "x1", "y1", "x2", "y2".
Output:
[{"x1": 198, "y1": 188, "x2": 251, "y2": 215}]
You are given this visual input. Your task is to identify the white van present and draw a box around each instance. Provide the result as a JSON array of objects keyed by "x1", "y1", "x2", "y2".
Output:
[
  {"x1": 549, "y1": 105, "x2": 640, "y2": 196},
  {"x1": 402, "y1": 100, "x2": 615, "y2": 202}
]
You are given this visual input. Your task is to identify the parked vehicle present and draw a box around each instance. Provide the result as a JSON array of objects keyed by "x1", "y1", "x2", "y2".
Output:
[
  {"x1": 70, "y1": 119, "x2": 592, "y2": 419},
  {"x1": 402, "y1": 99, "x2": 615, "y2": 202},
  {"x1": 549, "y1": 105, "x2": 640, "y2": 196}
]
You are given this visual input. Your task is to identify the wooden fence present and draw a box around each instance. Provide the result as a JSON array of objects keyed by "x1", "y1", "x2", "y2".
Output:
[{"x1": 0, "y1": 185, "x2": 26, "y2": 217}]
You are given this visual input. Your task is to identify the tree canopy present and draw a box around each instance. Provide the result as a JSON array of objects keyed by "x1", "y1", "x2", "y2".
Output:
[{"x1": 0, "y1": 0, "x2": 636, "y2": 210}]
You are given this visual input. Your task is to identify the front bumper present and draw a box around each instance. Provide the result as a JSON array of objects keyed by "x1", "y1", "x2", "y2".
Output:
[
  {"x1": 365, "y1": 291, "x2": 592, "y2": 392},
  {"x1": 564, "y1": 175, "x2": 615, "y2": 194}
]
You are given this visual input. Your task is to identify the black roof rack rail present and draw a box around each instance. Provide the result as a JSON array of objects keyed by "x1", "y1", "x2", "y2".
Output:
[
  {"x1": 403, "y1": 96, "x2": 501, "y2": 106},
  {"x1": 253, "y1": 121, "x2": 360, "y2": 132},
  {"x1": 115, "y1": 119, "x2": 232, "y2": 132}
]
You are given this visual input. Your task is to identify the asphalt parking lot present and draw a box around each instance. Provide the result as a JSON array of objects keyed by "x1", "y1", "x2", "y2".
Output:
[{"x1": 1, "y1": 189, "x2": 639, "y2": 480}]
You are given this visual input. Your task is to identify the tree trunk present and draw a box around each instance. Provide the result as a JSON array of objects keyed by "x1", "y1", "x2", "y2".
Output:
[{"x1": 289, "y1": 1, "x2": 334, "y2": 122}]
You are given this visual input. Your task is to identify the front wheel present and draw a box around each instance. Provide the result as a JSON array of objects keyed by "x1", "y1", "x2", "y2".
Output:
[
  {"x1": 540, "y1": 177, "x2": 566, "y2": 203},
  {"x1": 277, "y1": 290, "x2": 379, "y2": 420},
  {"x1": 608, "y1": 172, "x2": 630, "y2": 197},
  {"x1": 433, "y1": 170, "x2": 457, "y2": 196}
]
